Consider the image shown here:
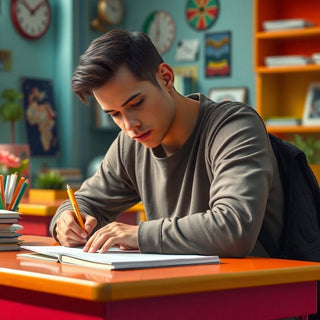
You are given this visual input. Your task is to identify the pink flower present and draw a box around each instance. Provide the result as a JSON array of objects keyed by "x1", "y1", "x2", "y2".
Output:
[{"x1": 0, "y1": 150, "x2": 21, "y2": 168}]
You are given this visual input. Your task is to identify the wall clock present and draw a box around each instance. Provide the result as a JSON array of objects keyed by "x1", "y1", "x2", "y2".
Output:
[
  {"x1": 143, "y1": 10, "x2": 175, "y2": 55},
  {"x1": 91, "y1": 0, "x2": 124, "y2": 32},
  {"x1": 186, "y1": 0, "x2": 219, "y2": 31},
  {"x1": 10, "y1": 0, "x2": 51, "y2": 40}
]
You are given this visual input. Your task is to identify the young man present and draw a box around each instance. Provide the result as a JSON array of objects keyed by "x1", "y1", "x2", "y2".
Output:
[{"x1": 50, "y1": 29, "x2": 284, "y2": 257}]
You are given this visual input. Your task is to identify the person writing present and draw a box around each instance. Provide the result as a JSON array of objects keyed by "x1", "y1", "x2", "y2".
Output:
[{"x1": 49, "y1": 29, "x2": 283, "y2": 257}]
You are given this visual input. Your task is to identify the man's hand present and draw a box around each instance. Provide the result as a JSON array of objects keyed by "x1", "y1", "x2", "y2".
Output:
[
  {"x1": 83, "y1": 222, "x2": 139, "y2": 253},
  {"x1": 55, "y1": 210, "x2": 97, "y2": 247}
]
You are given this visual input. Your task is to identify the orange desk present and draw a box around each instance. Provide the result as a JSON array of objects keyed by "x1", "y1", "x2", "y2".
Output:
[
  {"x1": 18, "y1": 200, "x2": 145, "y2": 236},
  {"x1": 1, "y1": 236, "x2": 320, "y2": 319}
]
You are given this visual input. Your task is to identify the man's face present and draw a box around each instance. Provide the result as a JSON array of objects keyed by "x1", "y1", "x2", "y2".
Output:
[{"x1": 93, "y1": 65, "x2": 176, "y2": 149}]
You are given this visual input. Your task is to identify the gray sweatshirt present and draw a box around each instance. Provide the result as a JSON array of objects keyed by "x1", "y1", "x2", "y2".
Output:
[{"x1": 50, "y1": 94, "x2": 283, "y2": 257}]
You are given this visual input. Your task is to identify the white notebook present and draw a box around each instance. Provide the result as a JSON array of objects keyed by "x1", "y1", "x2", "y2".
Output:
[{"x1": 19, "y1": 245, "x2": 220, "y2": 270}]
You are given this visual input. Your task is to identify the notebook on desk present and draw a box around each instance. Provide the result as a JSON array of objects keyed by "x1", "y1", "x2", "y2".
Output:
[{"x1": 18, "y1": 245, "x2": 220, "y2": 270}]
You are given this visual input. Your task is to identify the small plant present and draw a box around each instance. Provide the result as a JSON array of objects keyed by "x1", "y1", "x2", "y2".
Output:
[
  {"x1": 0, "y1": 88, "x2": 24, "y2": 144},
  {"x1": 290, "y1": 134, "x2": 320, "y2": 164},
  {"x1": 35, "y1": 170, "x2": 65, "y2": 190}
]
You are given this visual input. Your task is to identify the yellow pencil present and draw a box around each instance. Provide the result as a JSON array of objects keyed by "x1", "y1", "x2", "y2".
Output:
[{"x1": 66, "y1": 184, "x2": 85, "y2": 230}]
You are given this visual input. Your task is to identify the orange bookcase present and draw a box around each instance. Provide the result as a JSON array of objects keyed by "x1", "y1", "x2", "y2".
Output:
[{"x1": 254, "y1": 0, "x2": 320, "y2": 136}]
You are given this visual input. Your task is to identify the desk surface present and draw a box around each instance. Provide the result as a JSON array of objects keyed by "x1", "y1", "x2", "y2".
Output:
[{"x1": 2, "y1": 235, "x2": 320, "y2": 303}]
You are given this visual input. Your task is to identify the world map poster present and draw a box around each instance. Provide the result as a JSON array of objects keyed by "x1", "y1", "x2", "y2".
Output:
[{"x1": 21, "y1": 78, "x2": 59, "y2": 156}]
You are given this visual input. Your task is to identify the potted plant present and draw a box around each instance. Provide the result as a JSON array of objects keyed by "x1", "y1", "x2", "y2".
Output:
[
  {"x1": 29, "y1": 170, "x2": 67, "y2": 201},
  {"x1": 0, "y1": 88, "x2": 24, "y2": 144},
  {"x1": 0, "y1": 88, "x2": 31, "y2": 183},
  {"x1": 290, "y1": 134, "x2": 320, "y2": 184}
]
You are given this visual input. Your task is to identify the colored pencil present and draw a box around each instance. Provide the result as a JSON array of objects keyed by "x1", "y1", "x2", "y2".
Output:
[
  {"x1": 7, "y1": 177, "x2": 25, "y2": 211},
  {"x1": 66, "y1": 184, "x2": 85, "y2": 230}
]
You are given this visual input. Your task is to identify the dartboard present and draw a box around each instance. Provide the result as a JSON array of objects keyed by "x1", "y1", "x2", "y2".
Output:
[{"x1": 186, "y1": 0, "x2": 219, "y2": 31}]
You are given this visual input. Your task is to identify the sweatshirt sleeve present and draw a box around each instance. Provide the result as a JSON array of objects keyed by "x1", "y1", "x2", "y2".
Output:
[
  {"x1": 138, "y1": 103, "x2": 279, "y2": 257},
  {"x1": 49, "y1": 133, "x2": 141, "y2": 241}
]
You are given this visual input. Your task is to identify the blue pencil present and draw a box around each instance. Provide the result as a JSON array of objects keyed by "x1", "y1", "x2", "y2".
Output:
[{"x1": 12, "y1": 179, "x2": 28, "y2": 212}]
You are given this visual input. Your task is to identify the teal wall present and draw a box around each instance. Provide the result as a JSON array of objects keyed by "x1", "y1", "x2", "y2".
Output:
[{"x1": 0, "y1": 0, "x2": 255, "y2": 183}]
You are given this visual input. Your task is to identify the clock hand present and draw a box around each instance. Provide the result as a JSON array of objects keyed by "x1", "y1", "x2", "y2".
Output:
[
  {"x1": 31, "y1": 0, "x2": 45, "y2": 14},
  {"x1": 22, "y1": 0, "x2": 33, "y2": 13}
]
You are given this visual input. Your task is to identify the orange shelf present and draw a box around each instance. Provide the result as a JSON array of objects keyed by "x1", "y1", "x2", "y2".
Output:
[
  {"x1": 256, "y1": 64, "x2": 320, "y2": 74},
  {"x1": 254, "y1": 0, "x2": 320, "y2": 137},
  {"x1": 267, "y1": 125, "x2": 320, "y2": 134},
  {"x1": 257, "y1": 27, "x2": 320, "y2": 39}
]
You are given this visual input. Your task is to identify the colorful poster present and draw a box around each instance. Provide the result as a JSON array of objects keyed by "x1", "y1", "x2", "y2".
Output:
[
  {"x1": 205, "y1": 31, "x2": 231, "y2": 77},
  {"x1": 21, "y1": 78, "x2": 59, "y2": 156}
]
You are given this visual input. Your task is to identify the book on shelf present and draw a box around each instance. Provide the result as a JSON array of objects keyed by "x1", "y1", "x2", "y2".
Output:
[
  {"x1": 265, "y1": 117, "x2": 302, "y2": 126},
  {"x1": 263, "y1": 19, "x2": 315, "y2": 31},
  {"x1": 265, "y1": 55, "x2": 312, "y2": 67},
  {"x1": 312, "y1": 53, "x2": 320, "y2": 64},
  {"x1": 18, "y1": 245, "x2": 221, "y2": 270}
]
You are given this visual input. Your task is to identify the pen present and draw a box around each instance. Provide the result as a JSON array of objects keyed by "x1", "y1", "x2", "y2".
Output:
[{"x1": 66, "y1": 184, "x2": 86, "y2": 230}]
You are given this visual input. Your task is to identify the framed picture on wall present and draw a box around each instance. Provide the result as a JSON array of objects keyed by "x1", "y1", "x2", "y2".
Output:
[
  {"x1": 205, "y1": 31, "x2": 231, "y2": 77},
  {"x1": 209, "y1": 87, "x2": 248, "y2": 103},
  {"x1": 20, "y1": 78, "x2": 59, "y2": 156},
  {"x1": 303, "y1": 83, "x2": 320, "y2": 125}
]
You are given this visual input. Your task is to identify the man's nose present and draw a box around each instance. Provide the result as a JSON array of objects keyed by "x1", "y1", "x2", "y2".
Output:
[{"x1": 123, "y1": 114, "x2": 139, "y2": 131}]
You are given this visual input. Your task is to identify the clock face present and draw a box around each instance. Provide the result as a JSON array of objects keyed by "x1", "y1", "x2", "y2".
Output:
[
  {"x1": 98, "y1": 0, "x2": 124, "y2": 25},
  {"x1": 10, "y1": 0, "x2": 51, "y2": 40},
  {"x1": 186, "y1": 0, "x2": 219, "y2": 31},
  {"x1": 143, "y1": 11, "x2": 175, "y2": 55}
]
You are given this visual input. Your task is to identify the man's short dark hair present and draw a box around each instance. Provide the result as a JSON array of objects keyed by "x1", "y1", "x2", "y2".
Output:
[{"x1": 72, "y1": 29, "x2": 164, "y2": 103}]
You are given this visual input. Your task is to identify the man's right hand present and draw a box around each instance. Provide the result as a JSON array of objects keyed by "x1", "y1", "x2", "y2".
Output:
[{"x1": 55, "y1": 210, "x2": 97, "y2": 247}]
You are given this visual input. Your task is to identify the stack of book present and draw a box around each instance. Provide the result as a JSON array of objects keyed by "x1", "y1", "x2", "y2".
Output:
[
  {"x1": 0, "y1": 173, "x2": 28, "y2": 251},
  {"x1": 265, "y1": 55, "x2": 312, "y2": 67},
  {"x1": 0, "y1": 210, "x2": 23, "y2": 251},
  {"x1": 263, "y1": 19, "x2": 315, "y2": 31}
]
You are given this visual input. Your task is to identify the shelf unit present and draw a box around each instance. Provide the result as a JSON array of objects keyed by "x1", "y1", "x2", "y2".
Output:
[{"x1": 254, "y1": 0, "x2": 320, "y2": 137}]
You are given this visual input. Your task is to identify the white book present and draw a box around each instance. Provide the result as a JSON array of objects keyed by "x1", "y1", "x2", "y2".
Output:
[
  {"x1": 265, "y1": 55, "x2": 312, "y2": 66},
  {"x1": 265, "y1": 117, "x2": 301, "y2": 126},
  {"x1": 19, "y1": 245, "x2": 221, "y2": 270},
  {"x1": 312, "y1": 53, "x2": 320, "y2": 64},
  {"x1": 263, "y1": 19, "x2": 315, "y2": 31},
  {"x1": 0, "y1": 210, "x2": 21, "y2": 219}
]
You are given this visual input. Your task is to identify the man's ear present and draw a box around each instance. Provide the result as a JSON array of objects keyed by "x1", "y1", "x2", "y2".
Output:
[{"x1": 157, "y1": 63, "x2": 174, "y2": 90}]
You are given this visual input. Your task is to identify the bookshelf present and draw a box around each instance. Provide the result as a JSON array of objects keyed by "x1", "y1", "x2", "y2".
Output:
[{"x1": 254, "y1": 0, "x2": 320, "y2": 137}]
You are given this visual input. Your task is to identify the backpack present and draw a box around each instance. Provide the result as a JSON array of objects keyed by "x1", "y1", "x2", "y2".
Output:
[{"x1": 258, "y1": 134, "x2": 320, "y2": 319}]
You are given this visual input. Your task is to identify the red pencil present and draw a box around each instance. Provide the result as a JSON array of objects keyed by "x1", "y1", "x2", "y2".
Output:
[{"x1": 0, "y1": 175, "x2": 5, "y2": 209}]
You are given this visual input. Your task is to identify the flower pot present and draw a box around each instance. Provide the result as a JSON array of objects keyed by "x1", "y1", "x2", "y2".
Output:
[{"x1": 28, "y1": 189, "x2": 67, "y2": 202}]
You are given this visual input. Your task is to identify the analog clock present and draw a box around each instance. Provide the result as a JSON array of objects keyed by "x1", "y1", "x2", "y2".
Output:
[
  {"x1": 10, "y1": 0, "x2": 51, "y2": 40},
  {"x1": 143, "y1": 11, "x2": 175, "y2": 55},
  {"x1": 97, "y1": 0, "x2": 124, "y2": 25}
]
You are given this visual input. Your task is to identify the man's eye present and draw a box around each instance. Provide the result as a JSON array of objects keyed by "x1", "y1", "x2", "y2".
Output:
[
  {"x1": 131, "y1": 98, "x2": 144, "y2": 108},
  {"x1": 109, "y1": 112, "x2": 119, "y2": 118}
]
